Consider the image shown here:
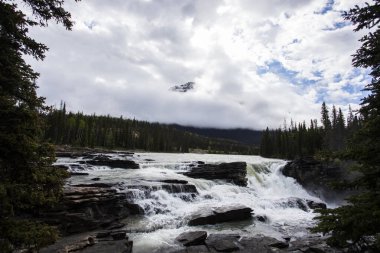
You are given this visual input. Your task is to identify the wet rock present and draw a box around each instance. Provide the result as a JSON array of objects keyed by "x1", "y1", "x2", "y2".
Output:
[
  {"x1": 176, "y1": 231, "x2": 207, "y2": 246},
  {"x1": 188, "y1": 205, "x2": 253, "y2": 226},
  {"x1": 156, "y1": 179, "x2": 189, "y2": 184},
  {"x1": 72, "y1": 183, "x2": 115, "y2": 188},
  {"x1": 206, "y1": 234, "x2": 240, "y2": 252},
  {"x1": 86, "y1": 156, "x2": 139, "y2": 169},
  {"x1": 255, "y1": 215, "x2": 268, "y2": 222},
  {"x1": 306, "y1": 200, "x2": 327, "y2": 210},
  {"x1": 125, "y1": 203, "x2": 145, "y2": 215},
  {"x1": 70, "y1": 164, "x2": 86, "y2": 170},
  {"x1": 279, "y1": 197, "x2": 326, "y2": 212},
  {"x1": 282, "y1": 197, "x2": 309, "y2": 212},
  {"x1": 183, "y1": 162, "x2": 248, "y2": 186},
  {"x1": 110, "y1": 230, "x2": 127, "y2": 240},
  {"x1": 70, "y1": 172, "x2": 90, "y2": 176}
]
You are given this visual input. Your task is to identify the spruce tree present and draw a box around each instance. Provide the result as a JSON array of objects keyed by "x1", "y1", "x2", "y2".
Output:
[
  {"x1": 0, "y1": 1, "x2": 76, "y2": 251},
  {"x1": 313, "y1": 1, "x2": 380, "y2": 249}
]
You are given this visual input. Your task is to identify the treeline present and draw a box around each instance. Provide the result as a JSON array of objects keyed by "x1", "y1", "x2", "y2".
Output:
[
  {"x1": 260, "y1": 102, "x2": 362, "y2": 159},
  {"x1": 44, "y1": 103, "x2": 258, "y2": 154}
]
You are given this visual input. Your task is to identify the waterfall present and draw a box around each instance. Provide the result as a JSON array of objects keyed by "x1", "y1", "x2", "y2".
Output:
[{"x1": 57, "y1": 152, "x2": 326, "y2": 253}]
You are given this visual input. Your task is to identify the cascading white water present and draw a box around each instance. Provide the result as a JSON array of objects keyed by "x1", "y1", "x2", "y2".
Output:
[{"x1": 57, "y1": 152, "x2": 326, "y2": 253}]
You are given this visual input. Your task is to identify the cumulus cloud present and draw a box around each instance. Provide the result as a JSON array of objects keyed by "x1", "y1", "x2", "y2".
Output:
[{"x1": 28, "y1": 0, "x2": 367, "y2": 129}]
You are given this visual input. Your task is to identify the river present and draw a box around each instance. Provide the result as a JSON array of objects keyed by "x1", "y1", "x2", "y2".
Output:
[{"x1": 56, "y1": 152, "x2": 326, "y2": 253}]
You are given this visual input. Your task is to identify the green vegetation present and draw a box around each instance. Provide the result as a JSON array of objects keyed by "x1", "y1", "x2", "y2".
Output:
[
  {"x1": 312, "y1": 1, "x2": 380, "y2": 249},
  {"x1": 43, "y1": 103, "x2": 258, "y2": 155},
  {"x1": 0, "y1": 1, "x2": 75, "y2": 252},
  {"x1": 259, "y1": 102, "x2": 361, "y2": 159}
]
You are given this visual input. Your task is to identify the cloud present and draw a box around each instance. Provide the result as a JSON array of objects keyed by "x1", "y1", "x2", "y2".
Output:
[{"x1": 28, "y1": 0, "x2": 368, "y2": 129}]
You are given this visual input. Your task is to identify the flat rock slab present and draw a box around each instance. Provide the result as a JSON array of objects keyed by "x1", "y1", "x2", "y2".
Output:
[
  {"x1": 188, "y1": 205, "x2": 253, "y2": 226},
  {"x1": 183, "y1": 162, "x2": 248, "y2": 186},
  {"x1": 87, "y1": 157, "x2": 139, "y2": 169},
  {"x1": 176, "y1": 231, "x2": 207, "y2": 246}
]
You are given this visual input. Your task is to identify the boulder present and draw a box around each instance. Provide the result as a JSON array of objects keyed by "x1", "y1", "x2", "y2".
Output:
[
  {"x1": 176, "y1": 231, "x2": 207, "y2": 246},
  {"x1": 87, "y1": 156, "x2": 139, "y2": 169},
  {"x1": 188, "y1": 205, "x2": 253, "y2": 226},
  {"x1": 183, "y1": 162, "x2": 247, "y2": 186},
  {"x1": 205, "y1": 234, "x2": 240, "y2": 252}
]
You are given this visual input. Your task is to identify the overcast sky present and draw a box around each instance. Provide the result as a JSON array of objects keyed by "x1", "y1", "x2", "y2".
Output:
[{"x1": 28, "y1": 0, "x2": 369, "y2": 130}]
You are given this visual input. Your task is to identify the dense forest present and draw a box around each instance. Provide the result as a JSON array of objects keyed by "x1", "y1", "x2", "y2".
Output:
[
  {"x1": 171, "y1": 125, "x2": 262, "y2": 146},
  {"x1": 259, "y1": 102, "x2": 362, "y2": 159},
  {"x1": 43, "y1": 103, "x2": 258, "y2": 155}
]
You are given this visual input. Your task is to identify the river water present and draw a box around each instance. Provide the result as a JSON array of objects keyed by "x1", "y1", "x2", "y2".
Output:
[{"x1": 57, "y1": 152, "x2": 325, "y2": 253}]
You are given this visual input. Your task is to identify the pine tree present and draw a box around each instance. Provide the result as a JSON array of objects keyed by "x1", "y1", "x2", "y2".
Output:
[
  {"x1": 0, "y1": 1, "x2": 76, "y2": 251},
  {"x1": 321, "y1": 102, "x2": 331, "y2": 130},
  {"x1": 313, "y1": 1, "x2": 380, "y2": 249}
]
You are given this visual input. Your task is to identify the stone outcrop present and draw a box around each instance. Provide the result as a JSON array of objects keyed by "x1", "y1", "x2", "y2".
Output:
[
  {"x1": 282, "y1": 157, "x2": 360, "y2": 203},
  {"x1": 188, "y1": 205, "x2": 253, "y2": 226},
  {"x1": 183, "y1": 162, "x2": 247, "y2": 186},
  {"x1": 86, "y1": 155, "x2": 139, "y2": 169},
  {"x1": 41, "y1": 184, "x2": 132, "y2": 235}
]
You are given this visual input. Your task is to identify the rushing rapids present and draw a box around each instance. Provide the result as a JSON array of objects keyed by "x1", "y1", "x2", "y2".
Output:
[{"x1": 56, "y1": 152, "x2": 328, "y2": 253}]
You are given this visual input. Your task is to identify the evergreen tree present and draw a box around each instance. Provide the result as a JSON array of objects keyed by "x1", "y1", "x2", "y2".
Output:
[
  {"x1": 0, "y1": 1, "x2": 76, "y2": 251},
  {"x1": 321, "y1": 102, "x2": 331, "y2": 130},
  {"x1": 313, "y1": 1, "x2": 380, "y2": 249}
]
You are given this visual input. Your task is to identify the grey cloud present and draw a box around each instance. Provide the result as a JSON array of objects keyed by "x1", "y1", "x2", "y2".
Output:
[{"x1": 29, "y1": 0, "x2": 365, "y2": 130}]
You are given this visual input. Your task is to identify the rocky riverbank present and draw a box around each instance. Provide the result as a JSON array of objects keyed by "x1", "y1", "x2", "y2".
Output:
[{"x1": 282, "y1": 157, "x2": 361, "y2": 203}]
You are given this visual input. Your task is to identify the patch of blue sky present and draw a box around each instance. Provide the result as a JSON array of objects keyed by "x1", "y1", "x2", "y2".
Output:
[
  {"x1": 257, "y1": 60, "x2": 319, "y2": 87},
  {"x1": 333, "y1": 74, "x2": 342, "y2": 82},
  {"x1": 315, "y1": 0, "x2": 334, "y2": 15},
  {"x1": 322, "y1": 21, "x2": 351, "y2": 31}
]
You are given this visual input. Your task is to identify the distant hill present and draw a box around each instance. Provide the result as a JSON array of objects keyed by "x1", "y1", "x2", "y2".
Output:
[
  {"x1": 44, "y1": 107, "x2": 258, "y2": 155},
  {"x1": 170, "y1": 125, "x2": 262, "y2": 146}
]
